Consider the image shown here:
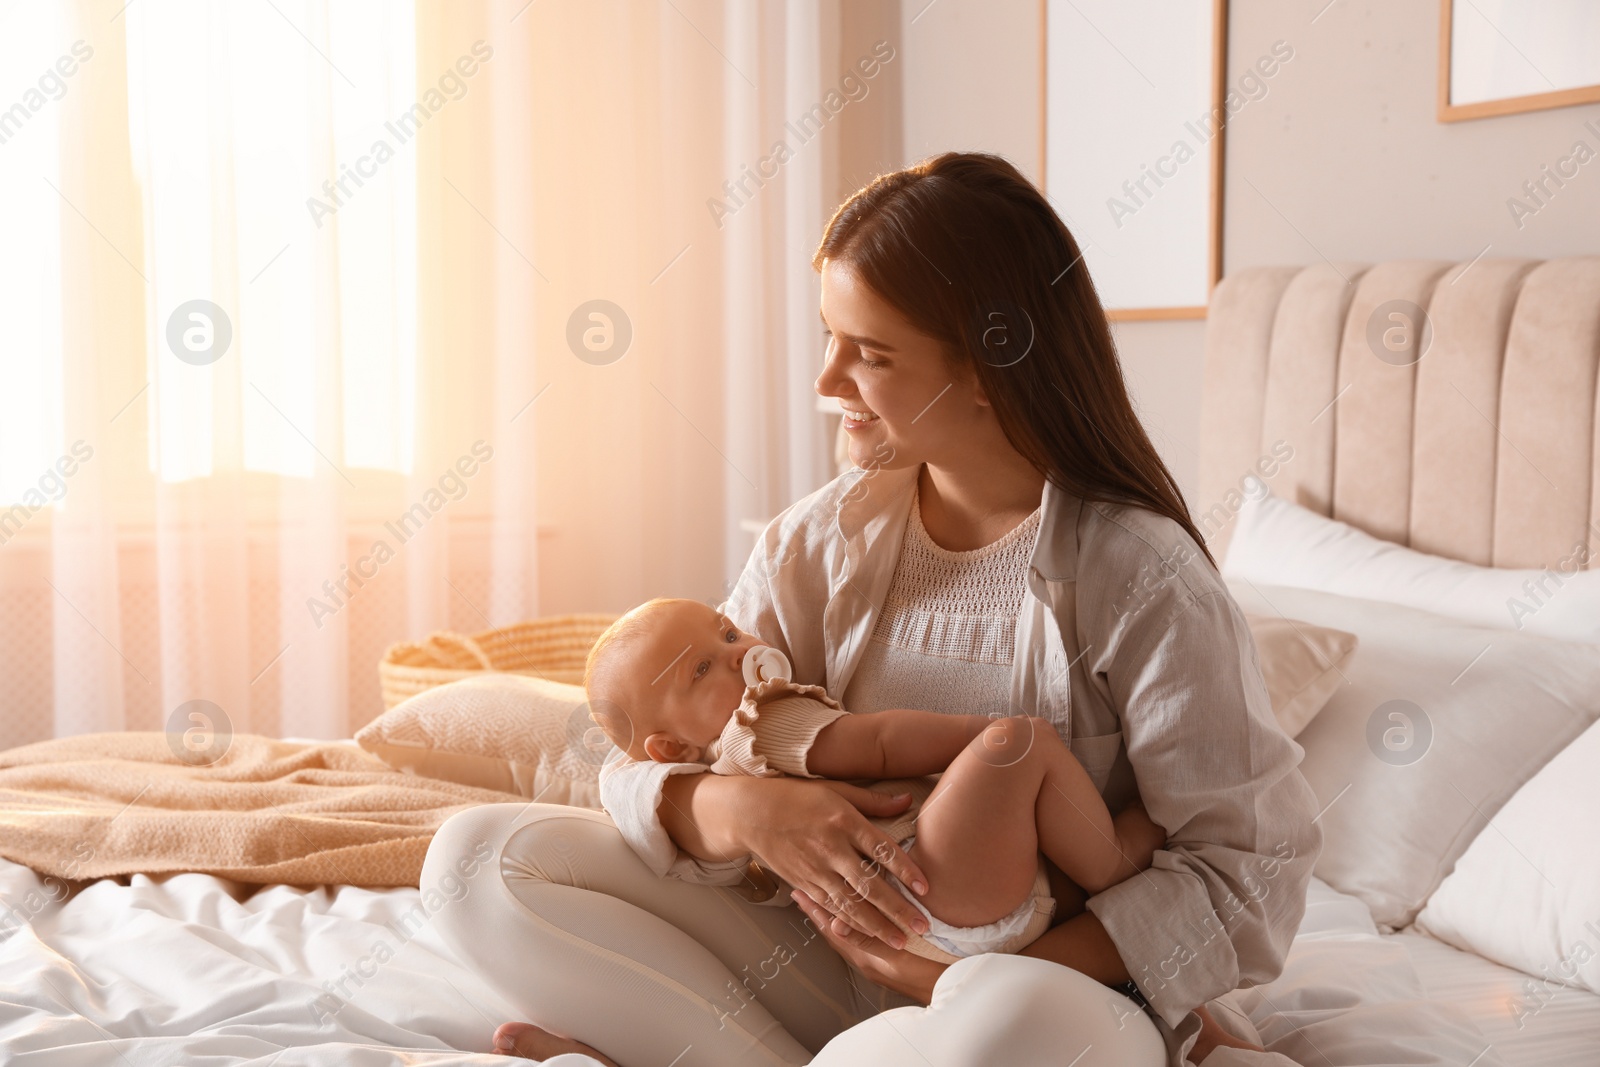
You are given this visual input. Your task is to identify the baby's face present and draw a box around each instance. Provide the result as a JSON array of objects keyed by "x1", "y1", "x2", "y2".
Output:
[{"x1": 625, "y1": 600, "x2": 763, "y2": 762}]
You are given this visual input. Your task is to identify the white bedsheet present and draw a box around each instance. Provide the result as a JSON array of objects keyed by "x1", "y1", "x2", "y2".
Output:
[
  {"x1": 0, "y1": 859, "x2": 592, "y2": 1066},
  {"x1": 1224, "y1": 878, "x2": 1506, "y2": 1066},
  {"x1": 1, "y1": 854, "x2": 1587, "y2": 1066},
  {"x1": 1395, "y1": 929, "x2": 1600, "y2": 1066}
]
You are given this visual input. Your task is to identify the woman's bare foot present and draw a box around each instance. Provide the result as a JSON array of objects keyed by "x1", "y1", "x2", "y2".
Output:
[
  {"x1": 492, "y1": 1021, "x2": 622, "y2": 1066},
  {"x1": 1189, "y1": 1004, "x2": 1266, "y2": 1062}
]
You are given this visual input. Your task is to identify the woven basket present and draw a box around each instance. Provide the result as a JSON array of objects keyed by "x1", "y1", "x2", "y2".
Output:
[{"x1": 379, "y1": 614, "x2": 618, "y2": 710}]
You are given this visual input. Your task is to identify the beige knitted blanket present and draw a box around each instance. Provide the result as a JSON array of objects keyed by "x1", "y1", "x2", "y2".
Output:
[{"x1": 0, "y1": 732, "x2": 523, "y2": 887}]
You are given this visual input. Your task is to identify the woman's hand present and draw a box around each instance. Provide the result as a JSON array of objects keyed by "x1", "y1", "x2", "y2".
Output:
[
  {"x1": 658, "y1": 773, "x2": 932, "y2": 943},
  {"x1": 791, "y1": 888, "x2": 948, "y2": 1004},
  {"x1": 676, "y1": 774, "x2": 934, "y2": 946}
]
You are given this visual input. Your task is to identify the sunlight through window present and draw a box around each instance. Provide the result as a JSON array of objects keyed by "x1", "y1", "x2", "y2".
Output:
[
  {"x1": 125, "y1": 0, "x2": 416, "y2": 484},
  {"x1": 0, "y1": 5, "x2": 66, "y2": 511}
]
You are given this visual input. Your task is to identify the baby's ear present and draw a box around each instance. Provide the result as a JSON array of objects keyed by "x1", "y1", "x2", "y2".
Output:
[{"x1": 643, "y1": 732, "x2": 692, "y2": 764}]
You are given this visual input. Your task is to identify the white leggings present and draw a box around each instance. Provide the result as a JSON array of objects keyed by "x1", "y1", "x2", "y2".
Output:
[{"x1": 421, "y1": 803, "x2": 1168, "y2": 1066}]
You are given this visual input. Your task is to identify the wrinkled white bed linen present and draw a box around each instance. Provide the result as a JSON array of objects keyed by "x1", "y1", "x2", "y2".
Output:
[
  {"x1": 1, "y1": 854, "x2": 1591, "y2": 1066},
  {"x1": 1396, "y1": 929, "x2": 1600, "y2": 1065},
  {"x1": 1226, "y1": 878, "x2": 1503, "y2": 1067},
  {"x1": 0, "y1": 859, "x2": 591, "y2": 1067}
]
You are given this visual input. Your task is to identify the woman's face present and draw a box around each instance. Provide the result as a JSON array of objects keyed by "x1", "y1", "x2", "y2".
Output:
[{"x1": 815, "y1": 259, "x2": 989, "y2": 472}]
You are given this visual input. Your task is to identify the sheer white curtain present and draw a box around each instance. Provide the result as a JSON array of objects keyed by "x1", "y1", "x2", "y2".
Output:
[{"x1": 0, "y1": 0, "x2": 837, "y2": 749}]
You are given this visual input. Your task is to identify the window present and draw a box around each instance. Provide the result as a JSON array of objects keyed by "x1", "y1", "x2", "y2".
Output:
[{"x1": 0, "y1": 0, "x2": 419, "y2": 508}]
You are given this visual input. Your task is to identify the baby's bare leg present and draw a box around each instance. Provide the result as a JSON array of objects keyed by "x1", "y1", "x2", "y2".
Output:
[
  {"x1": 901, "y1": 717, "x2": 1059, "y2": 929},
  {"x1": 907, "y1": 717, "x2": 1158, "y2": 932}
]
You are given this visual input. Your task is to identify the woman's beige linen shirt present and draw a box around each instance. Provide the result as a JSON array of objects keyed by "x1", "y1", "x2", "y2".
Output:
[{"x1": 599, "y1": 461, "x2": 1323, "y2": 1033}]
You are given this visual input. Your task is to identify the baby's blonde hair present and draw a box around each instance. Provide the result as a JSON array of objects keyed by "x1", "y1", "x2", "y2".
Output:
[{"x1": 582, "y1": 597, "x2": 693, "y2": 760}]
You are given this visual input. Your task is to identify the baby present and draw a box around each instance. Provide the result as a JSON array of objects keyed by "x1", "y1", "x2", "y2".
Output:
[{"x1": 584, "y1": 597, "x2": 1167, "y2": 963}]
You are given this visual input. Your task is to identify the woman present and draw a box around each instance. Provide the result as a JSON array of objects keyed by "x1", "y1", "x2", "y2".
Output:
[{"x1": 421, "y1": 152, "x2": 1320, "y2": 1066}]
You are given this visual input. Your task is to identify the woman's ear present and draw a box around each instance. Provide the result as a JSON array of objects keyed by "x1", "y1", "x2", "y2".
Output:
[
  {"x1": 644, "y1": 732, "x2": 695, "y2": 764},
  {"x1": 958, "y1": 361, "x2": 992, "y2": 408}
]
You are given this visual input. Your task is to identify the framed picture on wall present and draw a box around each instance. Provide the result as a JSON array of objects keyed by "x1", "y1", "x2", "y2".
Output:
[
  {"x1": 1438, "y1": 0, "x2": 1600, "y2": 122},
  {"x1": 1042, "y1": 0, "x2": 1228, "y2": 320}
]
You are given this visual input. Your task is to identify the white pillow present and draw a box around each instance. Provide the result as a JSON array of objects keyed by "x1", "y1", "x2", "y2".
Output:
[
  {"x1": 1223, "y1": 492, "x2": 1600, "y2": 643},
  {"x1": 356, "y1": 674, "x2": 604, "y2": 808},
  {"x1": 1226, "y1": 579, "x2": 1600, "y2": 931},
  {"x1": 1414, "y1": 716, "x2": 1600, "y2": 996}
]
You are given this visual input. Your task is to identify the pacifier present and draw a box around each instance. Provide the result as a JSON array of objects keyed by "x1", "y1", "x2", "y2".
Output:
[{"x1": 742, "y1": 645, "x2": 792, "y2": 686}]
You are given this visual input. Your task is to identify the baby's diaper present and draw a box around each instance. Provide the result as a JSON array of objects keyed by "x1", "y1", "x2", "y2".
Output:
[{"x1": 888, "y1": 837, "x2": 1056, "y2": 964}]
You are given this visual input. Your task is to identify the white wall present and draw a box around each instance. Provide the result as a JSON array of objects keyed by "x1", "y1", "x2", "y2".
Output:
[
  {"x1": 883, "y1": 0, "x2": 1214, "y2": 503},
  {"x1": 855, "y1": 0, "x2": 1600, "y2": 509}
]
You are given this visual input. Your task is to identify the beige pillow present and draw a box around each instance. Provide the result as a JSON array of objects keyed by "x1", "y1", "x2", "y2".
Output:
[
  {"x1": 355, "y1": 674, "x2": 606, "y2": 808},
  {"x1": 1243, "y1": 613, "x2": 1358, "y2": 737}
]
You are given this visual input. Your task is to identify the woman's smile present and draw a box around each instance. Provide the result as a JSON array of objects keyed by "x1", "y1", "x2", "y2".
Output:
[{"x1": 815, "y1": 259, "x2": 975, "y2": 469}]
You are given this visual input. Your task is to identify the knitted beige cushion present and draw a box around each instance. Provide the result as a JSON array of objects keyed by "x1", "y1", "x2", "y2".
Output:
[
  {"x1": 1244, "y1": 613, "x2": 1358, "y2": 738},
  {"x1": 355, "y1": 674, "x2": 604, "y2": 808}
]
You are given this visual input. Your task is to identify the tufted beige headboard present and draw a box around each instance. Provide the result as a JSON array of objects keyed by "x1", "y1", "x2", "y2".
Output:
[{"x1": 1197, "y1": 257, "x2": 1600, "y2": 570}]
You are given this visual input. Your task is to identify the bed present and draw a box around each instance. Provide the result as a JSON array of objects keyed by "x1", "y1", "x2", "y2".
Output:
[
  {"x1": 3, "y1": 255, "x2": 1598, "y2": 1065},
  {"x1": 9, "y1": 852, "x2": 1583, "y2": 1067},
  {"x1": 1192, "y1": 254, "x2": 1600, "y2": 1065}
]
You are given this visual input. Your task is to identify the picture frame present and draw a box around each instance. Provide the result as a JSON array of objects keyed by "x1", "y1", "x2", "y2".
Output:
[
  {"x1": 1438, "y1": 0, "x2": 1600, "y2": 123},
  {"x1": 1041, "y1": 0, "x2": 1228, "y2": 320}
]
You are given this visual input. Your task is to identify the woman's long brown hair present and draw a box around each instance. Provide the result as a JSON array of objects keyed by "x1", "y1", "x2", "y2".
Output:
[{"x1": 813, "y1": 151, "x2": 1217, "y2": 569}]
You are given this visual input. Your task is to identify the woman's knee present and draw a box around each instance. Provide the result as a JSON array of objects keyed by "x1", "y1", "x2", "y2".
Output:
[
  {"x1": 423, "y1": 804, "x2": 856, "y2": 1061},
  {"x1": 423, "y1": 805, "x2": 514, "y2": 892},
  {"x1": 426, "y1": 803, "x2": 624, "y2": 899},
  {"x1": 421, "y1": 804, "x2": 524, "y2": 947},
  {"x1": 813, "y1": 954, "x2": 1165, "y2": 1066}
]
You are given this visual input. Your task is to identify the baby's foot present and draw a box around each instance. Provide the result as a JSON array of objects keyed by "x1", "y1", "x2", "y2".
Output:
[{"x1": 492, "y1": 1020, "x2": 622, "y2": 1066}]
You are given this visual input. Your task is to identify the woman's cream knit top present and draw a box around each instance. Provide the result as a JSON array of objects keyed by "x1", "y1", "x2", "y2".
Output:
[{"x1": 843, "y1": 484, "x2": 1042, "y2": 719}]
